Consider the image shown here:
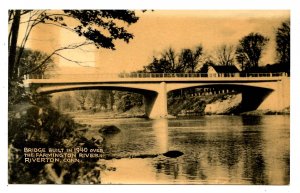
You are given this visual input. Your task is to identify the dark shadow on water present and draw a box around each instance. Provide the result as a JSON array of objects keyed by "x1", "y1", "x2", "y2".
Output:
[{"x1": 241, "y1": 115, "x2": 263, "y2": 125}]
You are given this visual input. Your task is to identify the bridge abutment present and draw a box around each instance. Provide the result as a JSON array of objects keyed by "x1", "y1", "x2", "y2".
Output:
[
  {"x1": 144, "y1": 82, "x2": 168, "y2": 119},
  {"x1": 257, "y1": 77, "x2": 290, "y2": 111}
]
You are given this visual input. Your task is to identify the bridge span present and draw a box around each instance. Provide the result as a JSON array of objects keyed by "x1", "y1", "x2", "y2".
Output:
[{"x1": 23, "y1": 73, "x2": 290, "y2": 119}]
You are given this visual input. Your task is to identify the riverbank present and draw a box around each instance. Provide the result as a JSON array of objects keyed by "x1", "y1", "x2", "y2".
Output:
[
  {"x1": 240, "y1": 107, "x2": 290, "y2": 115},
  {"x1": 65, "y1": 109, "x2": 146, "y2": 122}
]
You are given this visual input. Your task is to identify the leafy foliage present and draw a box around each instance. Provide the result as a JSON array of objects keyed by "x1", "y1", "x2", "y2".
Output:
[
  {"x1": 64, "y1": 10, "x2": 139, "y2": 49},
  {"x1": 8, "y1": 81, "x2": 30, "y2": 106},
  {"x1": 235, "y1": 33, "x2": 269, "y2": 71},
  {"x1": 8, "y1": 101, "x2": 103, "y2": 184},
  {"x1": 8, "y1": 10, "x2": 139, "y2": 80},
  {"x1": 276, "y1": 20, "x2": 290, "y2": 72},
  {"x1": 17, "y1": 47, "x2": 55, "y2": 77},
  {"x1": 116, "y1": 92, "x2": 143, "y2": 112}
]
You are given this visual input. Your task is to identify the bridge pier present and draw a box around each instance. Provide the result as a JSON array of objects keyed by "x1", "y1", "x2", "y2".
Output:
[{"x1": 144, "y1": 82, "x2": 168, "y2": 119}]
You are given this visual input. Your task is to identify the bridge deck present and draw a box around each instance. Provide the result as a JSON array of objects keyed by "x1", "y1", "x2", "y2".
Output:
[{"x1": 24, "y1": 73, "x2": 287, "y2": 84}]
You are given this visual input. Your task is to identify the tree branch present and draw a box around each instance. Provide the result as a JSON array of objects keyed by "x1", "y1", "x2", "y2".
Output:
[
  {"x1": 14, "y1": 11, "x2": 49, "y2": 77},
  {"x1": 8, "y1": 10, "x2": 14, "y2": 22},
  {"x1": 22, "y1": 42, "x2": 93, "y2": 76},
  {"x1": 42, "y1": 21, "x2": 77, "y2": 33},
  {"x1": 54, "y1": 53, "x2": 95, "y2": 67}
]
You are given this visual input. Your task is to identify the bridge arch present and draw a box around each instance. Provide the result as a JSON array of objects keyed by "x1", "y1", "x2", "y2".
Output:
[
  {"x1": 30, "y1": 82, "x2": 167, "y2": 119},
  {"x1": 167, "y1": 83, "x2": 274, "y2": 112}
]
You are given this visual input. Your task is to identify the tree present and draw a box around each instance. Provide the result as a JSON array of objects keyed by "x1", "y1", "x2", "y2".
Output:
[
  {"x1": 60, "y1": 93, "x2": 75, "y2": 111},
  {"x1": 107, "y1": 90, "x2": 115, "y2": 110},
  {"x1": 18, "y1": 48, "x2": 55, "y2": 77},
  {"x1": 53, "y1": 93, "x2": 75, "y2": 111},
  {"x1": 216, "y1": 44, "x2": 235, "y2": 66},
  {"x1": 74, "y1": 90, "x2": 89, "y2": 110},
  {"x1": 8, "y1": 10, "x2": 21, "y2": 81},
  {"x1": 178, "y1": 45, "x2": 203, "y2": 72},
  {"x1": 144, "y1": 45, "x2": 203, "y2": 73},
  {"x1": 144, "y1": 48, "x2": 179, "y2": 73},
  {"x1": 235, "y1": 51, "x2": 247, "y2": 71},
  {"x1": 8, "y1": 10, "x2": 139, "y2": 81},
  {"x1": 143, "y1": 56, "x2": 170, "y2": 73},
  {"x1": 99, "y1": 91, "x2": 109, "y2": 110},
  {"x1": 235, "y1": 33, "x2": 269, "y2": 71},
  {"x1": 276, "y1": 20, "x2": 290, "y2": 69},
  {"x1": 116, "y1": 92, "x2": 143, "y2": 112},
  {"x1": 88, "y1": 90, "x2": 102, "y2": 111}
]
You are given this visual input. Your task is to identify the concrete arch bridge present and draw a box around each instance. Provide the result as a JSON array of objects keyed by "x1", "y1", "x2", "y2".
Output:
[{"x1": 23, "y1": 73, "x2": 290, "y2": 119}]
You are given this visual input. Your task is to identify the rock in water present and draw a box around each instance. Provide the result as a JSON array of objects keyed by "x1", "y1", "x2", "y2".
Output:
[
  {"x1": 99, "y1": 125, "x2": 121, "y2": 135},
  {"x1": 162, "y1": 150, "x2": 184, "y2": 158}
]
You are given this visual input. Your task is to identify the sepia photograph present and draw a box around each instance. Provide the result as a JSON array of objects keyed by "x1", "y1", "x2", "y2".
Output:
[{"x1": 7, "y1": 9, "x2": 290, "y2": 185}]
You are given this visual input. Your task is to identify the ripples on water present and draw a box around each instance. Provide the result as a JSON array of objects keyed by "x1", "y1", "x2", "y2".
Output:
[{"x1": 88, "y1": 115, "x2": 289, "y2": 184}]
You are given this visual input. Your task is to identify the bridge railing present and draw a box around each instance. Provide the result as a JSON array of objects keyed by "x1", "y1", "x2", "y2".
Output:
[{"x1": 24, "y1": 72, "x2": 288, "y2": 79}]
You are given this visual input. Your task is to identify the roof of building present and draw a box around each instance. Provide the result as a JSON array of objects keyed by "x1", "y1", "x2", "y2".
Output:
[{"x1": 209, "y1": 65, "x2": 240, "y2": 73}]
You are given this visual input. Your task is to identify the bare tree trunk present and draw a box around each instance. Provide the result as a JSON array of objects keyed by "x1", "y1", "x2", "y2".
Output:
[
  {"x1": 8, "y1": 10, "x2": 21, "y2": 80},
  {"x1": 109, "y1": 91, "x2": 115, "y2": 110}
]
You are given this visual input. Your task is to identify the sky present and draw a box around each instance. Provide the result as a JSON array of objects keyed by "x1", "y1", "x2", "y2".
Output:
[{"x1": 22, "y1": 10, "x2": 289, "y2": 74}]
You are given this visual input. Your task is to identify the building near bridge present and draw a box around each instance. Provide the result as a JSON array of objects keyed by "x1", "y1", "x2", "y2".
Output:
[{"x1": 206, "y1": 65, "x2": 240, "y2": 77}]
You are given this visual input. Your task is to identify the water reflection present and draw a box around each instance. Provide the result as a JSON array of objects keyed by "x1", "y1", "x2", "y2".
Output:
[
  {"x1": 241, "y1": 117, "x2": 267, "y2": 184},
  {"x1": 99, "y1": 115, "x2": 289, "y2": 184},
  {"x1": 241, "y1": 115, "x2": 263, "y2": 125},
  {"x1": 152, "y1": 119, "x2": 168, "y2": 153}
]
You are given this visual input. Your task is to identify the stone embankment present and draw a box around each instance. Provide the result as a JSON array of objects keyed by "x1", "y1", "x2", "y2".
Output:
[{"x1": 204, "y1": 94, "x2": 242, "y2": 115}]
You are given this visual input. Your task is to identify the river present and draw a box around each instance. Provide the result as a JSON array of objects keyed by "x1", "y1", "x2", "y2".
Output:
[{"x1": 77, "y1": 115, "x2": 289, "y2": 184}]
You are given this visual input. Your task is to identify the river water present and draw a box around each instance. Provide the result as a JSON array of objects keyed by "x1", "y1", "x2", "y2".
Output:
[{"x1": 82, "y1": 115, "x2": 289, "y2": 184}]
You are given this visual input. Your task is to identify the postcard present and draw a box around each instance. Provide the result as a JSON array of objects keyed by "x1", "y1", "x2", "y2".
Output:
[{"x1": 8, "y1": 10, "x2": 290, "y2": 185}]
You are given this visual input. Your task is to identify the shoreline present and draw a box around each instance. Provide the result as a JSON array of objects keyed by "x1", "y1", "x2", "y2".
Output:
[{"x1": 65, "y1": 108, "x2": 290, "y2": 120}]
